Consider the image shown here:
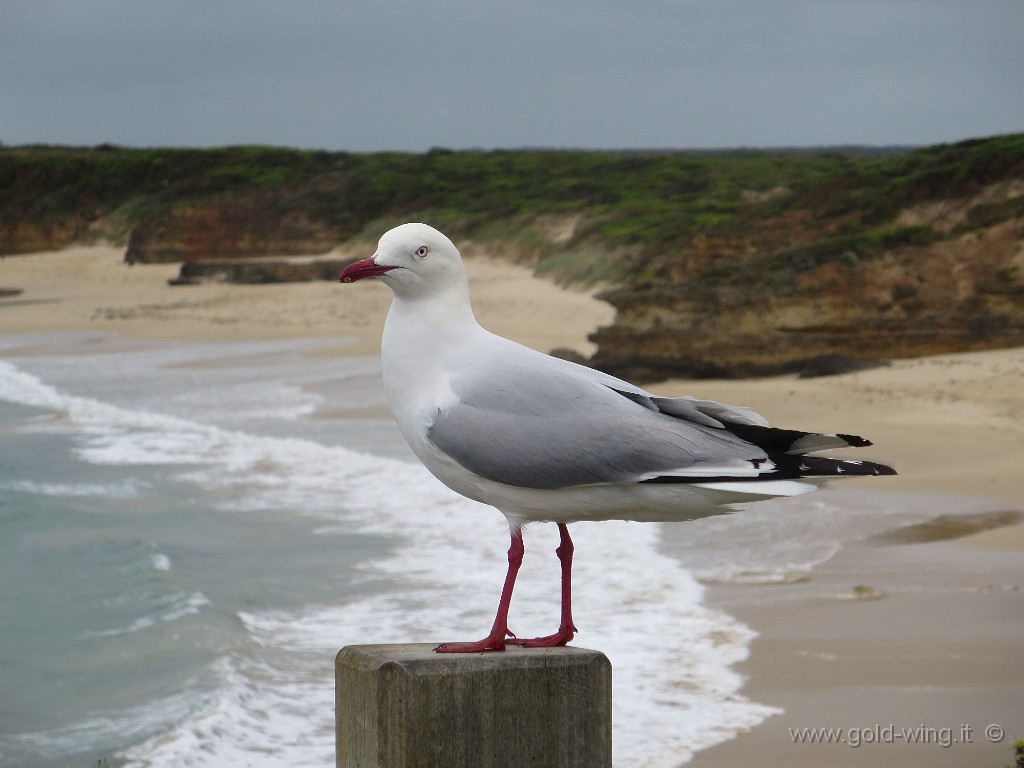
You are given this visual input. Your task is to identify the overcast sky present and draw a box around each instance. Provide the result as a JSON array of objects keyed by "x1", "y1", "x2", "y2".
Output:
[{"x1": 2, "y1": 0, "x2": 1021, "y2": 152}]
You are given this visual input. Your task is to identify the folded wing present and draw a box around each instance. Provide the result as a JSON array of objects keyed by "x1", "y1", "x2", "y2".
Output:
[{"x1": 427, "y1": 349, "x2": 894, "y2": 490}]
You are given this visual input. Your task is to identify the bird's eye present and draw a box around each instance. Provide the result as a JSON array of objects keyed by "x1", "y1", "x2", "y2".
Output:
[{"x1": 414, "y1": 245, "x2": 429, "y2": 259}]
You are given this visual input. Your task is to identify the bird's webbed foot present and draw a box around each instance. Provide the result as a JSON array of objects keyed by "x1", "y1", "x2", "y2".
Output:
[
  {"x1": 434, "y1": 628, "x2": 516, "y2": 653},
  {"x1": 507, "y1": 623, "x2": 576, "y2": 648}
]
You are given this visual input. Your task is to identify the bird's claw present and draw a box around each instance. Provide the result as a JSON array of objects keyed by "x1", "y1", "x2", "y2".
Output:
[
  {"x1": 434, "y1": 629, "x2": 512, "y2": 653},
  {"x1": 506, "y1": 625, "x2": 576, "y2": 648}
]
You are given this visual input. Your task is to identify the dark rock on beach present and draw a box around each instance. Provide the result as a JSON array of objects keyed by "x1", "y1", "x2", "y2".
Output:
[{"x1": 169, "y1": 257, "x2": 352, "y2": 285}]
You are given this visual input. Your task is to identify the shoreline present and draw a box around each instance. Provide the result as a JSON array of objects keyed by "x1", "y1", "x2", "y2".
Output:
[{"x1": 3, "y1": 245, "x2": 1023, "y2": 766}]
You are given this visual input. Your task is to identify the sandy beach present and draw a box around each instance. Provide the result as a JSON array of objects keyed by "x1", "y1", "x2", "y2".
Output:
[
  {"x1": 3, "y1": 245, "x2": 1022, "y2": 766},
  {"x1": 0, "y1": 245, "x2": 613, "y2": 357}
]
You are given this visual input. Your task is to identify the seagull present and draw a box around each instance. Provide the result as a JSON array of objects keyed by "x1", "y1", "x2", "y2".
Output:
[{"x1": 339, "y1": 222, "x2": 895, "y2": 653}]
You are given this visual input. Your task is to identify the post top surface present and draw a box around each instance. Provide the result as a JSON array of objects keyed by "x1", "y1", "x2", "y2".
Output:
[{"x1": 336, "y1": 643, "x2": 609, "y2": 674}]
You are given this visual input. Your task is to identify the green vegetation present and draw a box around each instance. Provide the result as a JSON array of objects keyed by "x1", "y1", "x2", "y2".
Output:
[
  {"x1": 698, "y1": 223, "x2": 940, "y2": 288},
  {"x1": 1002, "y1": 738, "x2": 1024, "y2": 768},
  {"x1": 536, "y1": 247, "x2": 636, "y2": 287},
  {"x1": 3, "y1": 135, "x2": 1023, "y2": 284}
]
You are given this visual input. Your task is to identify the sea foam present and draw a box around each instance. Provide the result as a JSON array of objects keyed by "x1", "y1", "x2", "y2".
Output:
[{"x1": 1, "y1": 347, "x2": 780, "y2": 768}]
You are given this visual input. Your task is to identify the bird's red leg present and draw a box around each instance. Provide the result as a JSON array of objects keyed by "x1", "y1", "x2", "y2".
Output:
[
  {"x1": 509, "y1": 523, "x2": 577, "y2": 648},
  {"x1": 434, "y1": 527, "x2": 524, "y2": 653}
]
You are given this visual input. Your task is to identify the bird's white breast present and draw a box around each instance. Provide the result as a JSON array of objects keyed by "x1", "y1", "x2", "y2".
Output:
[{"x1": 379, "y1": 297, "x2": 484, "y2": 494}]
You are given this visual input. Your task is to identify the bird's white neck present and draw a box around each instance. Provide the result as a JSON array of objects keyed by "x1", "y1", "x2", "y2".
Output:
[
  {"x1": 383, "y1": 279, "x2": 480, "y2": 348},
  {"x1": 380, "y1": 283, "x2": 484, "y2": 414}
]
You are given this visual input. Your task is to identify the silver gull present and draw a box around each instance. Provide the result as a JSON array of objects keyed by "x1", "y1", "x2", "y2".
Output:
[{"x1": 339, "y1": 222, "x2": 895, "y2": 653}]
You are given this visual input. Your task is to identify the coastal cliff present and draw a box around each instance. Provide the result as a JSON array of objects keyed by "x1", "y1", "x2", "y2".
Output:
[
  {"x1": 125, "y1": 197, "x2": 340, "y2": 263},
  {"x1": 591, "y1": 185, "x2": 1024, "y2": 379},
  {"x1": 2, "y1": 138, "x2": 1022, "y2": 378}
]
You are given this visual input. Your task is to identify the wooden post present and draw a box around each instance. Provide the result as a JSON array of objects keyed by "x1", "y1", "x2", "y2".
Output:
[{"x1": 336, "y1": 643, "x2": 612, "y2": 768}]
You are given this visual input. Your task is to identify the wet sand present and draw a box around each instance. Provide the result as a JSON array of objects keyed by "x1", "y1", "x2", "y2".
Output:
[{"x1": 685, "y1": 510, "x2": 1023, "y2": 768}]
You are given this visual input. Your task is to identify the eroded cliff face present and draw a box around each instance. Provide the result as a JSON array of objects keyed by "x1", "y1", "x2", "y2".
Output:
[
  {"x1": 589, "y1": 205, "x2": 1024, "y2": 380},
  {"x1": 115, "y1": 193, "x2": 1024, "y2": 380},
  {"x1": 125, "y1": 197, "x2": 342, "y2": 263},
  {"x1": 5, "y1": 142, "x2": 1023, "y2": 378},
  {"x1": 0, "y1": 218, "x2": 84, "y2": 254}
]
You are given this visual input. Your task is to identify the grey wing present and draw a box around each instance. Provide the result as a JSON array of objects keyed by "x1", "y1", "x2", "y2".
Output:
[
  {"x1": 544, "y1": 353, "x2": 770, "y2": 428},
  {"x1": 426, "y1": 359, "x2": 769, "y2": 490}
]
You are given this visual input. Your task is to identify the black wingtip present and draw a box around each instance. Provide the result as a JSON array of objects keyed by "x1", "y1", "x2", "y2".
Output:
[
  {"x1": 837, "y1": 432, "x2": 873, "y2": 448},
  {"x1": 799, "y1": 456, "x2": 897, "y2": 477}
]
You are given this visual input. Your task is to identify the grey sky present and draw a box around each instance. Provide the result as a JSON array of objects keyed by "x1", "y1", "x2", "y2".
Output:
[{"x1": 1, "y1": 0, "x2": 1021, "y2": 151}]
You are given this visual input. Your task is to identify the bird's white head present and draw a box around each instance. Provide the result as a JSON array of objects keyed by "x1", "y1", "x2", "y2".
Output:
[{"x1": 339, "y1": 222, "x2": 467, "y2": 301}]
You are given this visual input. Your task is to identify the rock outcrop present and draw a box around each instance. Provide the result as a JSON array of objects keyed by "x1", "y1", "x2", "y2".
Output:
[
  {"x1": 169, "y1": 257, "x2": 352, "y2": 285},
  {"x1": 589, "y1": 215, "x2": 1024, "y2": 380},
  {"x1": 1, "y1": 219, "x2": 83, "y2": 254},
  {"x1": 126, "y1": 197, "x2": 342, "y2": 264}
]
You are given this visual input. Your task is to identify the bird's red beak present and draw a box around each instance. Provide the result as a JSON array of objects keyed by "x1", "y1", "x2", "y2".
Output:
[{"x1": 339, "y1": 258, "x2": 398, "y2": 283}]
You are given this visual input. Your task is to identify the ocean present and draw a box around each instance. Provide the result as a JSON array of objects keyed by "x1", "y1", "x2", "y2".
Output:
[{"x1": 0, "y1": 331, "x2": 937, "y2": 768}]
